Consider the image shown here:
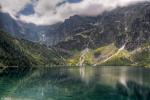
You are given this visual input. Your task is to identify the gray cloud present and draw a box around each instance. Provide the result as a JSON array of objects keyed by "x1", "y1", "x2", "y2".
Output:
[{"x1": 0, "y1": 0, "x2": 149, "y2": 25}]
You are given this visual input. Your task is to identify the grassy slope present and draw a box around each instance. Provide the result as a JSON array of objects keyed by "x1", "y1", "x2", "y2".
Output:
[
  {"x1": 67, "y1": 44, "x2": 129, "y2": 66},
  {"x1": 132, "y1": 44, "x2": 150, "y2": 67},
  {"x1": 0, "y1": 30, "x2": 64, "y2": 67},
  {"x1": 66, "y1": 43, "x2": 150, "y2": 67}
]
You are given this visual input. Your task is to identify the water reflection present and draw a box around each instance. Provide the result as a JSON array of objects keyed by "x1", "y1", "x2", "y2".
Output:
[
  {"x1": 69, "y1": 67, "x2": 94, "y2": 84},
  {"x1": 117, "y1": 80, "x2": 150, "y2": 100},
  {"x1": 0, "y1": 66, "x2": 150, "y2": 100}
]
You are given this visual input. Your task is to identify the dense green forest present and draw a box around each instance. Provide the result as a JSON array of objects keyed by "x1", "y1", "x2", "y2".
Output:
[{"x1": 0, "y1": 30, "x2": 65, "y2": 67}]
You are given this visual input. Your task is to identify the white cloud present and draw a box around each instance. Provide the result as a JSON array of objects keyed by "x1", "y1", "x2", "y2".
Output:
[
  {"x1": 0, "y1": 0, "x2": 30, "y2": 14},
  {"x1": 0, "y1": 0, "x2": 148, "y2": 25}
]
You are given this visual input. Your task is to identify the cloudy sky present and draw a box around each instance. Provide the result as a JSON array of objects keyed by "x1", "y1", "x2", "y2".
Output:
[{"x1": 0, "y1": 0, "x2": 148, "y2": 25}]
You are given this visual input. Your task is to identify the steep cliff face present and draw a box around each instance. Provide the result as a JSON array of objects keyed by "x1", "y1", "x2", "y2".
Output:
[
  {"x1": 1, "y1": 2, "x2": 150, "y2": 48},
  {"x1": 0, "y1": 2, "x2": 150, "y2": 67},
  {"x1": 55, "y1": 2, "x2": 150, "y2": 67},
  {"x1": 56, "y1": 2, "x2": 150, "y2": 50},
  {"x1": 0, "y1": 12, "x2": 60, "y2": 44},
  {"x1": 0, "y1": 13, "x2": 23, "y2": 37}
]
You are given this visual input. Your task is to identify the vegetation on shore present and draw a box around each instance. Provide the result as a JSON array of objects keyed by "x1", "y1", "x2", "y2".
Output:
[
  {"x1": 0, "y1": 30, "x2": 65, "y2": 68},
  {"x1": 66, "y1": 43, "x2": 150, "y2": 67}
]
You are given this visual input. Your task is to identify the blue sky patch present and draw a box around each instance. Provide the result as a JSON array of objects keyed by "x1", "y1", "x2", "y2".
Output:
[
  {"x1": 65, "y1": 0, "x2": 82, "y2": 3},
  {"x1": 18, "y1": 3, "x2": 35, "y2": 16}
]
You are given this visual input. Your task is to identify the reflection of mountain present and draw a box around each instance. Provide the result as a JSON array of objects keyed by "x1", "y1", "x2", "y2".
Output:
[
  {"x1": 117, "y1": 80, "x2": 150, "y2": 100},
  {"x1": 0, "y1": 67, "x2": 150, "y2": 100}
]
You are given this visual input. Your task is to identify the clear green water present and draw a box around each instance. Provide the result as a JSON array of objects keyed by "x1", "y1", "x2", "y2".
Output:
[{"x1": 0, "y1": 66, "x2": 150, "y2": 100}]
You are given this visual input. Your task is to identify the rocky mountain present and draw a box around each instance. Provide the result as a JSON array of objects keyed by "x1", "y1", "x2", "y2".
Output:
[
  {"x1": 0, "y1": 2, "x2": 149, "y2": 67},
  {"x1": 55, "y1": 2, "x2": 150, "y2": 67},
  {"x1": 1, "y1": 2, "x2": 150, "y2": 48},
  {"x1": 0, "y1": 12, "x2": 60, "y2": 45},
  {"x1": 56, "y1": 2, "x2": 150, "y2": 49},
  {"x1": 0, "y1": 11, "x2": 95, "y2": 46}
]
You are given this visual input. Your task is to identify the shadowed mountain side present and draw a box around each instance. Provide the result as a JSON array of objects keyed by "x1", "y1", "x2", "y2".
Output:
[{"x1": 0, "y1": 30, "x2": 65, "y2": 68}]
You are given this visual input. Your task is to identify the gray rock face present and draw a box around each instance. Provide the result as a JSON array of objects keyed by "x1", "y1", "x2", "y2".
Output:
[
  {"x1": 0, "y1": 2, "x2": 150, "y2": 49},
  {"x1": 55, "y1": 2, "x2": 150, "y2": 50},
  {"x1": 0, "y1": 12, "x2": 60, "y2": 45}
]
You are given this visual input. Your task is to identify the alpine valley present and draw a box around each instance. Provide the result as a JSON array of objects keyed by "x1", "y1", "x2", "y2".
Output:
[{"x1": 0, "y1": 2, "x2": 150, "y2": 69}]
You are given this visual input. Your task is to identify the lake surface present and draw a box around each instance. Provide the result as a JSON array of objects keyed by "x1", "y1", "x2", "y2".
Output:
[{"x1": 0, "y1": 66, "x2": 150, "y2": 100}]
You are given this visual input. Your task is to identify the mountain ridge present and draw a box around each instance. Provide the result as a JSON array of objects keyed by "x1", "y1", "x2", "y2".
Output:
[
  {"x1": 0, "y1": 2, "x2": 150, "y2": 67},
  {"x1": 54, "y1": 2, "x2": 150, "y2": 67}
]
